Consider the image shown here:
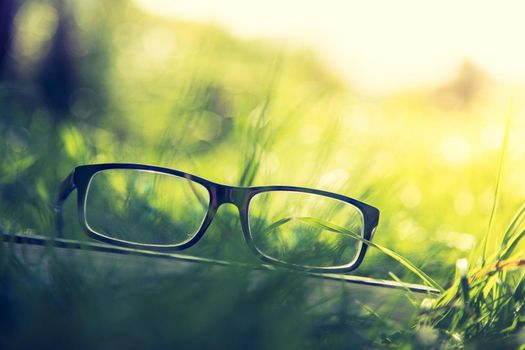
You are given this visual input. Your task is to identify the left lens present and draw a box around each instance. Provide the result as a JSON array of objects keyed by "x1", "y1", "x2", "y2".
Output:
[
  {"x1": 248, "y1": 190, "x2": 364, "y2": 268},
  {"x1": 85, "y1": 169, "x2": 209, "y2": 245}
]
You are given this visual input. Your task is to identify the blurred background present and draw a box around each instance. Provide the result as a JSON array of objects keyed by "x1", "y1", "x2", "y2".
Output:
[{"x1": 1, "y1": 0, "x2": 525, "y2": 284}]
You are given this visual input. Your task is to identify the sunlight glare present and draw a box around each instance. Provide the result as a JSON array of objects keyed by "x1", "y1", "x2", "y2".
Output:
[{"x1": 134, "y1": 0, "x2": 525, "y2": 93}]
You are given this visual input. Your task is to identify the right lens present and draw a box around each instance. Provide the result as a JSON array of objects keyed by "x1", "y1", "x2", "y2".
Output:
[
  {"x1": 248, "y1": 190, "x2": 364, "y2": 268},
  {"x1": 84, "y1": 169, "x2": 210, "y2": 245}
]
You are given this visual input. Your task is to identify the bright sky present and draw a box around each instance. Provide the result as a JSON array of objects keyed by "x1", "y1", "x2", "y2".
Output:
[{"x1": 135, "y1": 0, "x2": 525, "y2": 93}]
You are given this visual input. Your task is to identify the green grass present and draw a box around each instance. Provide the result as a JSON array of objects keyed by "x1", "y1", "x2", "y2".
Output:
[
  {"x1": 1, "y1": 0, "x2": 525, "y2": 348},
  {"x1": 419, "y1": 101, "x2": 525, "y2": 348}
]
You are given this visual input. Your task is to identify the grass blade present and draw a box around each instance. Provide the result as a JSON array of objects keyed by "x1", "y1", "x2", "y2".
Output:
[
  {"x1": 263, "y1": 216, "x2": 443, "y2": 291},
  {"x1": 497, "y1": 202, "x2": 525, "y2": 260},
  {"x1": 499, "y1": 228, "x2": 525, "y2": 260},
  {"x1": 499, "y1": 203, "x2": 525, "y2": 245},
  {"x1": 481, "y1": 100, "x2": 513, "y2": 264}
]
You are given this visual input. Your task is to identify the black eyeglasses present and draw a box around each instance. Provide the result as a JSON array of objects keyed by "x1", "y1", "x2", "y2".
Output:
[{"x1": 55, "y1": 163, "x2": 380, "y2": 273}]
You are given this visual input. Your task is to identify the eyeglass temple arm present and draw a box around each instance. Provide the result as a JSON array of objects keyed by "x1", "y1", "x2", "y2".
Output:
[{"x1": 54, "y1": 171, "x2": 76, "y2": 238}]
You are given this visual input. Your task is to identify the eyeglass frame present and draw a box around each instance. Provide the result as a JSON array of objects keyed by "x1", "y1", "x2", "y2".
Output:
[{"x1": 55, "y1": 163, "x2": 380, "y2": 273}]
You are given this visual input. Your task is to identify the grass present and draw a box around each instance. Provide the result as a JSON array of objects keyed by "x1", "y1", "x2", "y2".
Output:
[
  {"x1": 418, "y1": 101, "x2": 525, "y2": 348},
  {"x1": 269, "y1": 216, "x2": 443, "y2": 292},
  {"x1": 1, "y1": 0, "x2": 525, "y2": 348}
]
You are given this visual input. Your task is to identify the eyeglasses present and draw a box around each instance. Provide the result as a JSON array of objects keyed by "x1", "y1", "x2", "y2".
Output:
[{"x1": 55, "y1": 163, "x2": 380, "y2": 273}]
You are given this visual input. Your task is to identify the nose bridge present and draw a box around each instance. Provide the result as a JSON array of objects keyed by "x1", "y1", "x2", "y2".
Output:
[{"x1": 216, "y1": 184, "x2": 244, "y2": 208}]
